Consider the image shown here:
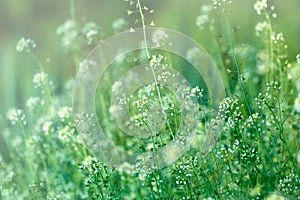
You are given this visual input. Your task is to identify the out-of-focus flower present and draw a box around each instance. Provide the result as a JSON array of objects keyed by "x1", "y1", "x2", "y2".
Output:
[
  {"x1": 254, "y1": 0, "x2": 267, "y2": 15},
  {"x1": 16, "y1": 37, "x2": 36, "y2": 53}
]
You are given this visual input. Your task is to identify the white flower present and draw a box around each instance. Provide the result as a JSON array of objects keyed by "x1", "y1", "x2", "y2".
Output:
[
  {"x1": 33, "y1": 72, "x2": 48, "y2": 87},
  {"x1": 58, "y1": 106, "x2": 72, "y2": 121},
  {"x1": 212, "y1": 0, "x2": 232, "y2": 9},
  {"x1": 42, "y1": 121, "x2": 53, "y2": 135},
  {"x1": 112, "y1": 18, "x2": 128, "y2": 33},
  {"x1": 255, "y1": 21, "x2": 270, "y2": 36},
  {"x1": 16, "y1": 37, "x2": 36, "y2": 53},
  {"x1": 26, "y1": 97, "x2": 40, "y2": 109},
  {"x1": 196, "y1": 14, "x2": 209, "y2": 30},
  {"x1": 56, "y1": 20, "x2": 78, "y2": 50},
  {"x1": 296, "y1": 54, "x2": 300, "y2": 64},
  {"x1": 6, "y1": 109, "x2": 26, "y2": 125},
  {"x1": 151, "y1": 30, "x2": 168, "y2": 47},
  {"x1": 256, "y1": 50, "x2": 272, "y2": 75},
  {"x1": 294, "y1": 94, "x2": 300, "y2": 112},
  {"x1": 58, "y1": 125, "x2": 75, "y2": 142},
  {"x1": 82, "y1": 22, "x2": 99, "y2": 44},
  {"x1": 254, "y1": 0, "x2": 267, "y2": 15}
]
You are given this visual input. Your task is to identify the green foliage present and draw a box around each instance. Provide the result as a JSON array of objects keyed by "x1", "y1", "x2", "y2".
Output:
[{"x1": 1, "y1": 0, "x2": 300, "y2": 199}]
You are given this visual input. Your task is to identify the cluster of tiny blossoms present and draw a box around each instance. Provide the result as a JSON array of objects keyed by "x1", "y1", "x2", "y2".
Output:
[
  {"x1": 196, "y1": 4, "x2": 214, "y2": 31},
  {"x1": 112, "y1": 18, "x2": 128, "y2": 33},
  {"x1": 16, "y1": 37, "x2": 36, "y2": 53},
  {"x1": 33, "y1": 72, "x2": 48, "y2": 88},
  {"x1": 211, "y1": 0, "x2": 232, "y2": 9},
  {"x1": 6, "y1": 109, "x2": 26, "y2": 125},
  {"x1": 58, "y1": 106, "x2": 73, "y2": 122},
  {"x1": 81, "y1": 22, "x2": 100, "y2": 45},
  {"x1": 297, "y1": 54, "x2": 300, "y2": 64},
  {"x1": 56, "y1": 20, "x2": 78, "y2": 50},
  {"x1": 254, "y1": 0, "x2": 267, "y2": 15},
  {"x1": 255, "y1": 21, "x2": 270, "y2": 37},
  {"x1": 173, "y1": 156, "x2": 198, "y2": 186},
  {"x1": 254, "y1": 0, "x2": 277, "y2": 18},
  {"x1": 278, "y1": 172, "x2": 300, "y2": 196},
  {"x1": 42, "y1": 121, "x2": 53, "y2": 135},
  {"x1": 218, "y1": 97, "x2": 244, "y2": 128}
]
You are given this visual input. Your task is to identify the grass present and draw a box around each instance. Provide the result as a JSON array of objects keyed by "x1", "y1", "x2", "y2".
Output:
[{"x1": 0, "y1": 0, "x2": 300, "y2": 199}]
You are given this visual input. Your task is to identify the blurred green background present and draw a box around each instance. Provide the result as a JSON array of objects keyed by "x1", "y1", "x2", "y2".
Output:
[{"x1": 1, "y1": 0, "x2": 300, "y2": 115}]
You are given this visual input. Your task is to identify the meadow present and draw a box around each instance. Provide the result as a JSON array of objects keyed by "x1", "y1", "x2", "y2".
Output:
[{"x1": 0, "y1": 0, "x2": 300, "y2": 199}]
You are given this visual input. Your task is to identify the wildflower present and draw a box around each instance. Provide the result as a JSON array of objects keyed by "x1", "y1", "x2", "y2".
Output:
[
  {"x1": 6, "y1": 109, "x2": 26, "y2": 125},
  {"x1": 271, "y1": 32, "x2": 284, "y2": 44},
  {"x1": 16, "y1": 37, "x2": 36, "y2": 53},
  {"x1": 33, "y1": 72, "x2": 48, "y2": 88},
  {"x1": 81, "y1": 156, "x2": 95, "y2": 167},
  {"x1": 256, "y1": 50, "x2": 273, "y2": 75},
  {"x1": 201, "y1": 4, "x2": 213, "y2": 14},
  {"x1": 58, "y1": 125, "x2": 75, "y2": 142},
  {"x1": 25, "y1": 97, "x2": 40, "y2": 109},
  {"x1": 254, "y1": 0, "x2": 267, "y2": 15},
  {"x1": 42, "y1": 121, "x2": 53, "y2": 135},
  {"x1": 151, "y1": 30, "x2": 169, "y2": 47},
  {"x1": 196, "y1": 14, "x2": 209, "y2": 30},
  {"x1": 56, "y1": 19, "x2": 78, "y2": 50},
  {"x1": 278, "y1": 172, "x2": 300, "y2": 195},
  {"x1": 58, "y1": 106, "x2": 72, "y2": 121},
  {"x1": 212, "y1": 0, "x2": 232, "y2": 8},
  {"x1": 294, "y1": 94, "x2": 300, "y2": 112},
  {"x1": 296, "y1": 54, "x2": 300, "y2": 64},
  {"x1": 82, "y1": 21, "x2": 99, "y2": 44},
  {"x1": 112, "y1": 18, "x2": 128, "y2": 33},
  {"x1": 149, "y1": 54, "x2": 164, "y2": 68},
  {"x1": 255, "y1": 21, "x2": 270, "y2": 37}
]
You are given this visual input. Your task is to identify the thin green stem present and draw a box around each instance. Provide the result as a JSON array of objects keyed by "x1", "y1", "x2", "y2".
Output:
[{"x1": 136, "y1": 0, "x2": 175, "y2": 139}]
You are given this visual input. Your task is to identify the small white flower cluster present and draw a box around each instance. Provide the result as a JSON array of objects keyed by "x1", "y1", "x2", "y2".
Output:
[
  {"x1": 42, "y1": 121, "x2": 53, "y2": 135},
  {"x1": 196, "y1": 14, "x2": 209, "y2": 30},
  {"x1": 256, "y1": 50, "x2": 273, "y2": 75},
  {"x1": 58, "y1": 106, "x2": 73, "y2": 122},
  {"x1": 151, "y1": 30, "x2": 169, "y2": 47},
  {"x1": 82, "y1": 22, "x2": 99, "y2": 45},
  {"x1": 149, "y1": 54, "x2": 164, "y2": 69},
  {"x1": 58, "y1": 125, "x2": 75, "y2": 142},
  {"x1": 296, "y1": 54, "x2": 300, "y2": 64},
  {"x1": 212, "y1": 0, "x2": 232, "y2": 9},
  {"x1": 271, "y1": 32, "x2": 285, "y2": 44},
  {"x1": 244, "y1": 113, "x2": 264, "y2": 137},
  {"x1": 157, "y1": 71, "x2": 174, "y2": 83},
  {"x1": 255, "y1": 82, "x2": 281, "y2": 108},
  {"x1": 25, "y1": 97, "x2": 40, "y2": 110},
  {"x1": 80, "y1": 156, "x2": 96, "y2": 169},
  {"x1": 255, "y1": 21, "x2": 270, "y2": 37},
  {"x1": 216, "y1": 144, "x2": 230, "y2": 162},
  {"x1": 218, "y1": 97, "x2": 244, "y2": 127},
  {"x1": 33, "y1": 72, "x2": 48, "y2": 88},
  {"x1": 16, "y1": 37, "x2": 36, "y2": 53},
  {"x1": 112, "y1": 18, "x2": 128, "y2": 33},
  {"x1": 181, "y1": 86, "x2": 203, "y2": 100},
  {"x1": 195, "y1": 4, "x2": 214, "y2": 31},
  {"x1": 278, "y1": 172, "x2": 300, "y2": 195},
  {"x1": 174, "y1": 156, "x2": 198, "y2": 185},
  {"x1": 240, "y1": 146, "x2": 260, "y2": 165},
  {"x1": 6, "y1": 109, "x2": 26, "y2": 125},
  {"x1": 56, "y1": 20, "x2": 78, "y2": 50},
  {"x1": 254, "y1": 0, "x2": 267, "y2": 15},
  {"x1": 79, "y1": 59, "x2": 97, "y2": 72},
  {"x1": 132, "y1": 92, "x2": 156, "y2": 127}
]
